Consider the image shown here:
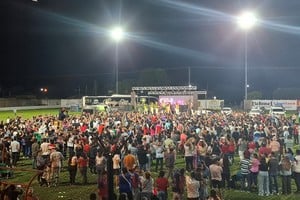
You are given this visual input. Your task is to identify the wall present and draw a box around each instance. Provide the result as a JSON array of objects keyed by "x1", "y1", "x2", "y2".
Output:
[{"x1": 0, "y1": 98, "x2": 81, "y2": 111}]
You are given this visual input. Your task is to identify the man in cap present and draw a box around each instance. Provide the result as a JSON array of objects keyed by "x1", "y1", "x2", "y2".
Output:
[{"x1": 49, "y1": 146, "x2": 64, "y2": 186}]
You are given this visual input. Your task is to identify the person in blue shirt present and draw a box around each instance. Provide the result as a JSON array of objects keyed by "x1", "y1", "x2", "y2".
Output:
[{"x1": 119, "y1": 167, "x2": 133, "y2": 200}]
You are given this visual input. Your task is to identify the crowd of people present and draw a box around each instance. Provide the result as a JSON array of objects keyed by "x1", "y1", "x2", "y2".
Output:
[{"x1": 0, "y1": 107, "x2": 300, "y2": 200}]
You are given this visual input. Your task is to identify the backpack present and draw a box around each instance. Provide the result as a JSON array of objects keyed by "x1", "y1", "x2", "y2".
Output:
[
  {"x1": 281, "y1": 159, "x2": 291, "y2": 171},
  {"x1": 37, "y1": 156, "x2": 46, "y2": 169}
]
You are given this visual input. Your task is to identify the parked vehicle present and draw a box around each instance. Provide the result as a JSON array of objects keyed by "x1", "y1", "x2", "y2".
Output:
[
  {"x1": 249, "y1": 107, "x2": 262, "y2": 117},
  {"x1": 196, "y1": 109, "x2": 213, "y2": 115},
  {"x1": 269, "y1": 106, "x2": 286, "y2": 117},
  {"x1": 221, "y1": 107, "x2": 232, "y2": 115}
]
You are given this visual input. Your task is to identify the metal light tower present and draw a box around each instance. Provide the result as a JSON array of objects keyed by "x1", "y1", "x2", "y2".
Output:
[
  {"x1": 237, "y1": 11, "x2": 257, "y2": 101},
  {"x1": 110, "y1": 26, "x2": 124, "y2": 94}
]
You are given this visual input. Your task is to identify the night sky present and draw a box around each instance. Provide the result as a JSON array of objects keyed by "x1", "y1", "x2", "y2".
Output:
[{"x1": 1, "y1": 0, "x2": 300, "y2": 102}]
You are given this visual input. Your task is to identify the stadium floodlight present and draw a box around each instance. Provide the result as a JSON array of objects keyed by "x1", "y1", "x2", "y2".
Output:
[
  {"x1": 237, "y1": 11, "x2": 258, "y2": 102},
  {"x1": 110, "y1": 26, "x2": 124, "y2": 42},
  {"x1": 237, "y1": 11, "x2": 257, "y2": 30},
  {"x1": 110, "y1": 26, "x2": 125, "y2": 94}
]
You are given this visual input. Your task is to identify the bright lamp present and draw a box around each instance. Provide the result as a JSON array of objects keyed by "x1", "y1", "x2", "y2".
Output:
[
  {"x1": 237, "y1": 11, "x2": 257, "y2": 30},
  {"x1": 110, "y1": 26, "x2": 124, "y2": 42}
]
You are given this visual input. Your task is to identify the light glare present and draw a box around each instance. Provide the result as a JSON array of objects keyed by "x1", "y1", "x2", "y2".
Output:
[
  {"x1": 237, "y1": 11, "x2": 257, "y2": 30},
  {"x1": 111, "y1": 27, "x2": 124, "y2": 42}
]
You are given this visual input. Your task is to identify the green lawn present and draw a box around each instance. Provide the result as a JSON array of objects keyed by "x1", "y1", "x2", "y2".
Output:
[
  {"x1": 0, "y1": 109, "x2": 59, "y2": 121},
  {"x1": 2, "y1": 154, "x2": 300, "y2": 200},
  {"x1": 0, "y1": 109, "x2": 81, "y2": 122}
]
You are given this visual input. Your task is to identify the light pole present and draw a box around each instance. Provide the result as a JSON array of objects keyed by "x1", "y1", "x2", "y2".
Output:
[
  {"x1": 110, "y1": 26, "x2": 124, "y2": 94},
  {"x1": 237, "y1": 11, "x2": 257, "y2": 101}
]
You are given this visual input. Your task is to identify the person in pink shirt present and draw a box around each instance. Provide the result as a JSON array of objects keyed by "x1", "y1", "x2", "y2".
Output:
[
  {"x1": 179, "y1": 131, "x2": 187, "y2": 152},
  {"x1": 269, "y1": 137, "x2": 280, "y2": 159},
  {"x1": 249, "y1": 153, "x2": 260, "y2": 191}
]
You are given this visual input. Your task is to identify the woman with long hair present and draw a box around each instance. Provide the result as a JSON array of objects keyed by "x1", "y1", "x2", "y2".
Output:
[
  {"x1": 140, "y1": 171, "x2": 153, "y2": 200},
  {"x1": 68, "y1": 152, "x2": 78, "y2": 185},
  {"x1": 249, "y1": 153, "x2": 260, "y2": 191},
  {"x1": 197, "y1": 138, "x2": 207, "y2": 166},
  {"x1": 184, "y1": 138, "x2": 195, "y2": 172},
  {"x1": 257, "y1": 156, "x2": 270, "y2": 196}
]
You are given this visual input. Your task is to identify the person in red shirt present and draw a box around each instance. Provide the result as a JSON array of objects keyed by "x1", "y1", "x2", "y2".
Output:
[
  {"x1": 221, "y1": 141, "x2": 229, "y2": 155},
  {"x1": 258, "y1": 142, "x2": 272, "y2": 157},
  {"x1": 83, "y1": 142, "x2": 90, "y2": 155},
  {"x1": 248, "y1": 140, "x2": 256, "y2": 154},
  {"x1": 143, "y1": 124, "x2": 150, "y2": 136},
  {"x1": 77, "y1": 152, "x2": 88, "y2": 184},
  {"x1": 80, "y1": 123, "x2": 88, "y2": 133},
  {"x1": 98, "y1": 123, "x2": 105, "y2": 135},
  {"x1": 155, "y1": 171, "x2": 169, "y2": 200},
  {"x1": 151, "y1": 114, "x2": 158, "y2": 124},
  {"x1": 180, "y1": 132, "x2": 187, "y2": 145},
  {"x1": 155, "y1": 123, "x2": 162, "y2": 135}
]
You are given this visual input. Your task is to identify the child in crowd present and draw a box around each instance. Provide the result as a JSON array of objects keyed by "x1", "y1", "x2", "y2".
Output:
[{"x1": 40, "y1": 163, "x2": 51, "y2": 187}]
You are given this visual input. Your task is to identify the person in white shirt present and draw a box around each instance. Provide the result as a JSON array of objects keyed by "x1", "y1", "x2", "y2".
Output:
[
  {"x1": 283, "y1": 127, "x2": 289, "y2": 143},
  {"x1": 10, "y1": 137, "x2": 20, "y2": 167},
  {"x1": 154, "y1": 141, "x2": 164, "y2": 172},
  {"x1": 40, "y1": 138, "x2": 50, "y2": 157},
  {"x1": 67, "y1": 135, "x2": 74, "y2": 157},
  {"x1": 186, "y1": 171, "x2": 200, "y2": 200}
]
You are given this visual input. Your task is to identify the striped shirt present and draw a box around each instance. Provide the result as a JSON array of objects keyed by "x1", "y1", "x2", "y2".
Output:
[{"x1": 240, "y1": 158, "x2": 251, "y2": 175}]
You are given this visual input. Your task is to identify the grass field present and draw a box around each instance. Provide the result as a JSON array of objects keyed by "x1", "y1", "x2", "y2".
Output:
[
  {"x1": 0, "y1": 109, "x2": 61, "y2": 121},
  {"x1": 1, "y1": 109, "x2": 300, "y2": 199},
  {"x1": 4, "y1": 155, "x2": 300, "y2": 200}
]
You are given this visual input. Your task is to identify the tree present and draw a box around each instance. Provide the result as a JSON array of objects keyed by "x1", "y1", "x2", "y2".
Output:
[{"x1": 247, "y1": 91, "x2": 263, "y2": 100}]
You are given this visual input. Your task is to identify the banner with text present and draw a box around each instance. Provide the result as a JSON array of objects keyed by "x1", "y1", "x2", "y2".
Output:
[{"x1": 251, "y1": 100, "x2": 297, "y2": 110}]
